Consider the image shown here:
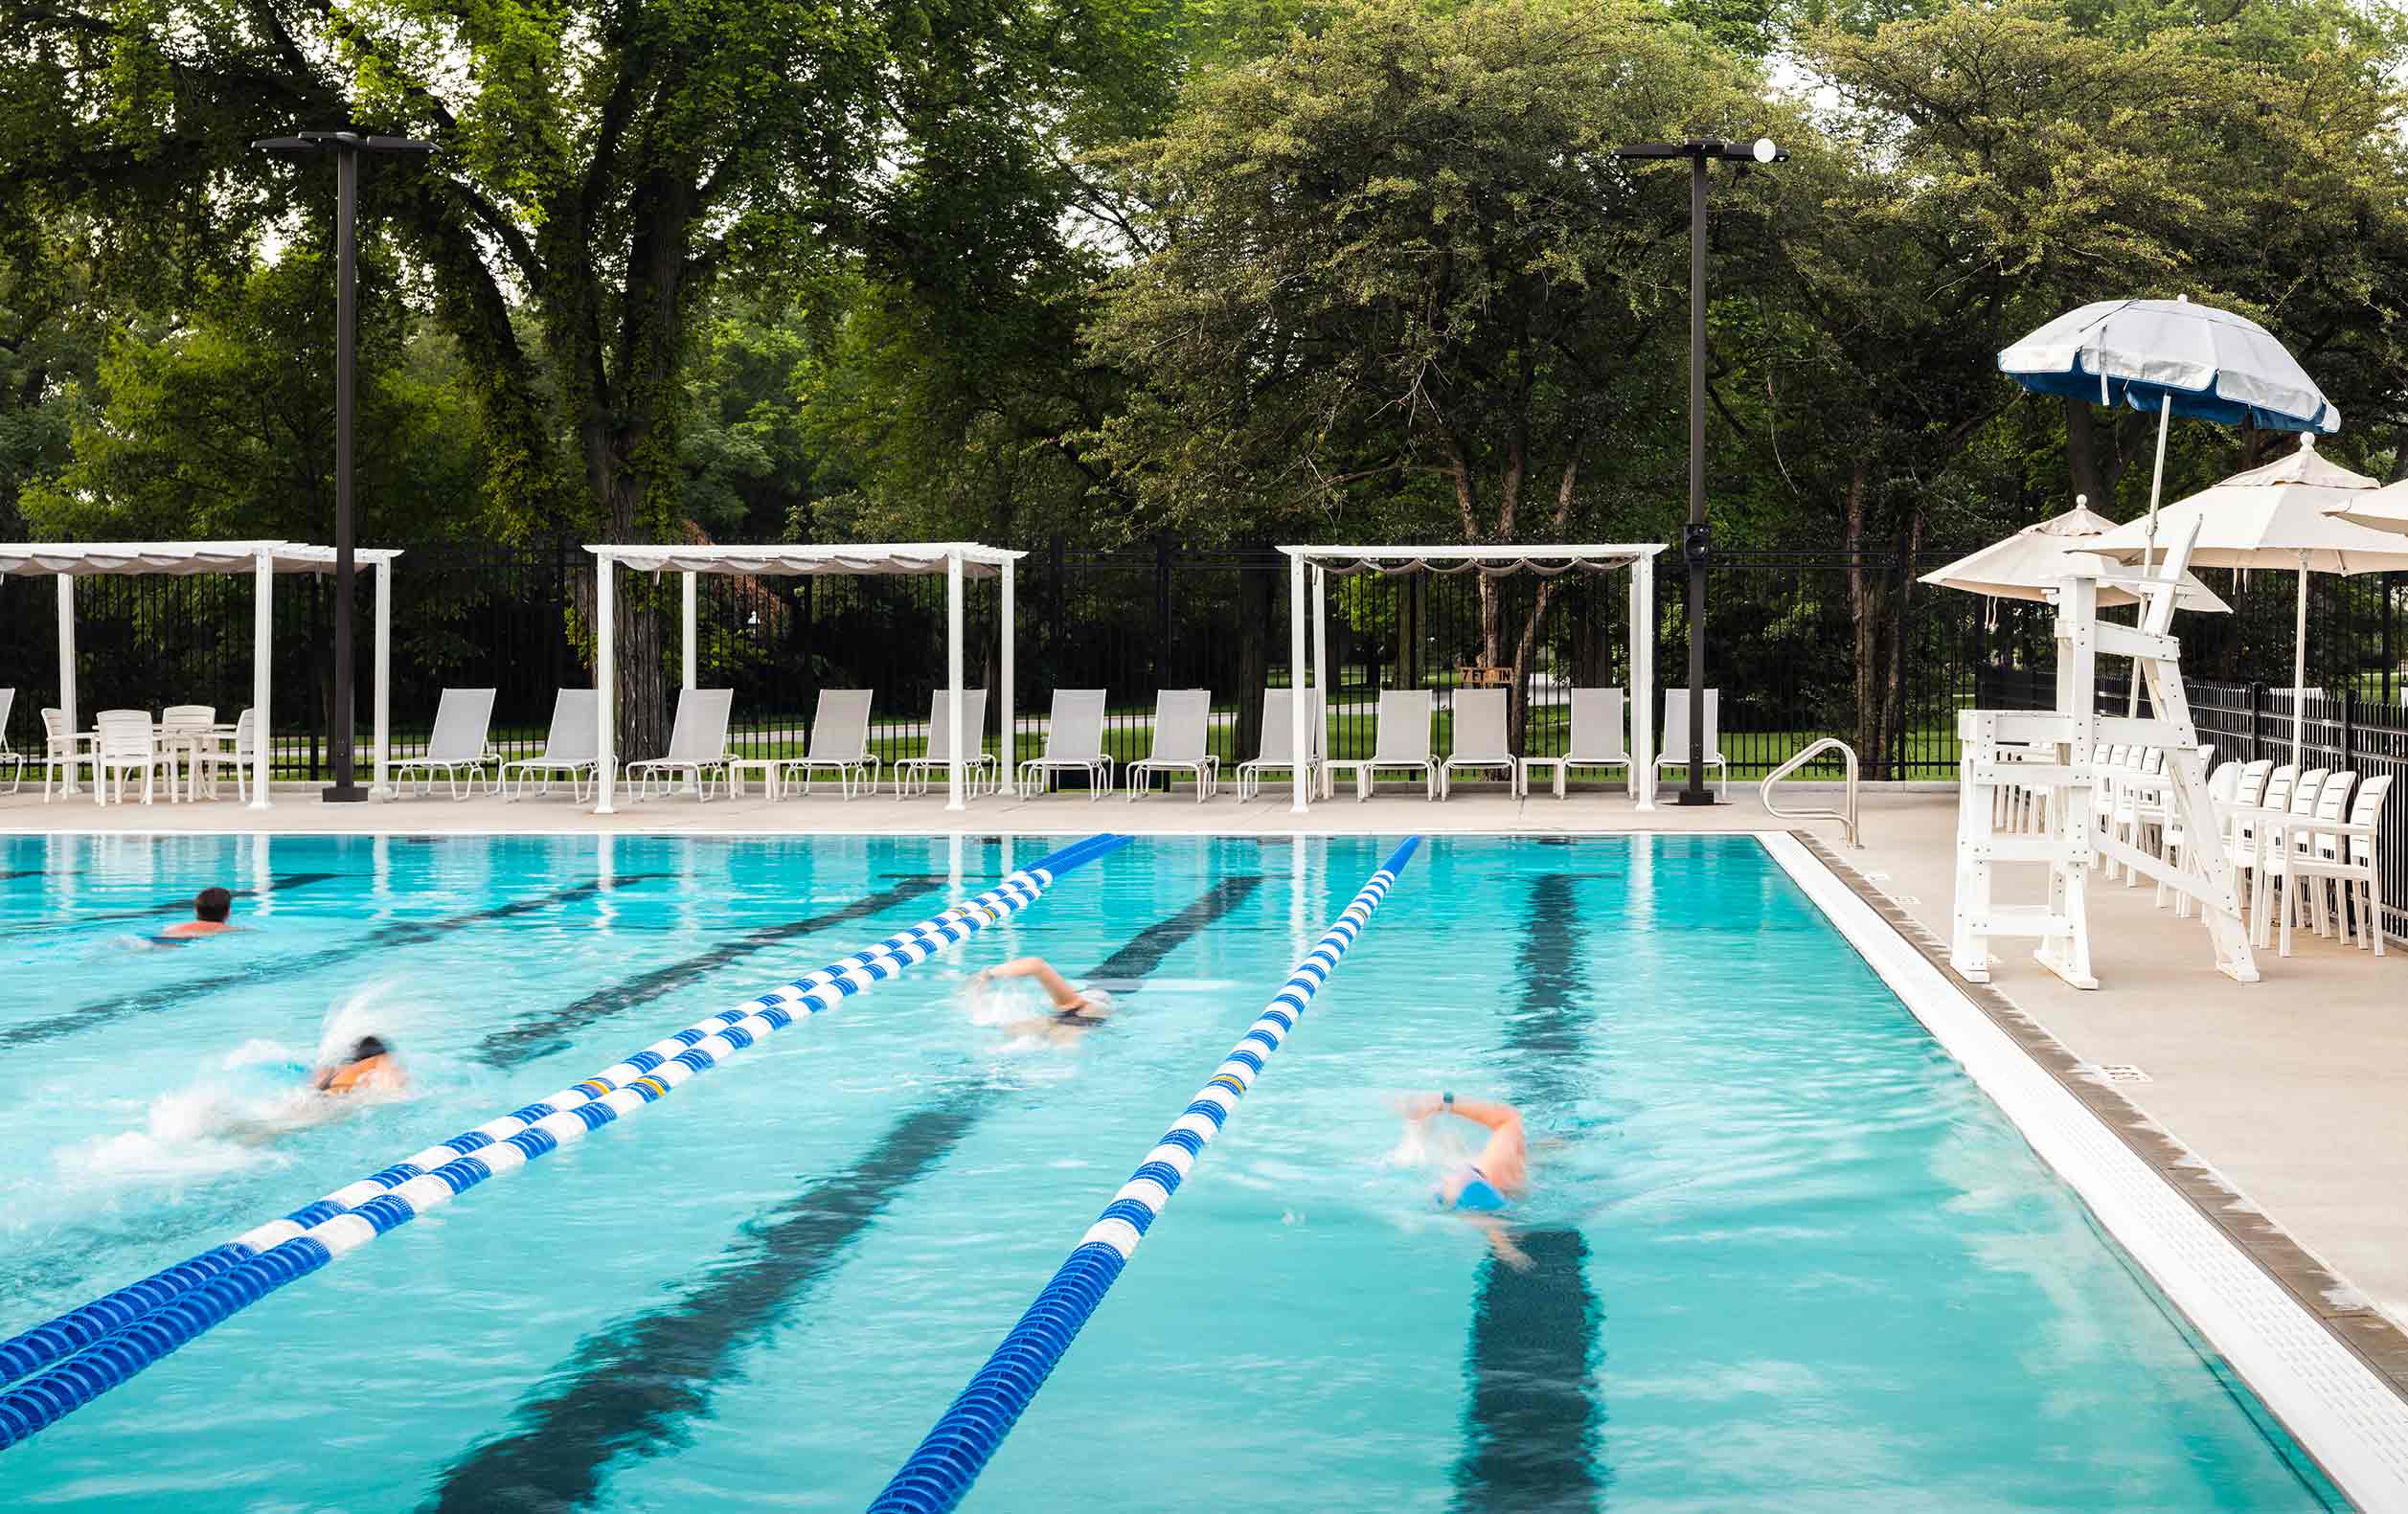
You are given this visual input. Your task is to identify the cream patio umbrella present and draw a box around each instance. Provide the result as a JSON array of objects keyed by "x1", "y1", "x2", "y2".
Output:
[
  {"x1": 2324, "y1": 474, "x2": 2408, "y2": 537},
  {"x1": 1919, "y1": 497, "x2": 2229, "y2": 611},
  {"x1": 2089, "y1": 436, "x2": 2408, "y2": 767}
]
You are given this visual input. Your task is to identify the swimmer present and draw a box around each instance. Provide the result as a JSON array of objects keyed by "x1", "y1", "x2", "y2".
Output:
[
  {"x1": 971, "y1": 957, "x2": 1116, "y2": 1045},
  {"x1": 1398, "y1": 1090, "x2": 1532, "y2": 1267},
  {"x1": 310, "y1": 1035, "x2": 406, "y2": 1096},
  {"x1": 159, "y1": 887, "x2": 237, "y2": 940}
]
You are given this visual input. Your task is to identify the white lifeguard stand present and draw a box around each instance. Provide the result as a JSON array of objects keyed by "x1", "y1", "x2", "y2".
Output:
[{"x1": 1951, "y1": 516, "x2": 2259, "y2": 987}]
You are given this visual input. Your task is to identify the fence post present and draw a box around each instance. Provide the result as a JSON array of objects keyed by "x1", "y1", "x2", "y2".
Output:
[
  {"x1": 2249, "y1": 681, "x2": 2265, "y2": 761},
  {"x1": 1153, "y1": 536, "x2": 1172, "y2": 689},
  {"x1": 2343, "y1": 687, "x2": 2357, "y2": 772}
]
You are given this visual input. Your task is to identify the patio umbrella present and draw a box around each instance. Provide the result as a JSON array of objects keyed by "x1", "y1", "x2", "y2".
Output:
[
  {"x1": 1919, "y1": 499, "x2": 2230, "y2": 612},
  {"x1": 1998, "y1": 297, "x2": 2340, "y2": 567},
  {"x1": 2089, "y1": 436, "x2": 2408, "y2": 767},
  {"x1": 2323, "y1": 474, "x2": 2408, "y2": 537}
]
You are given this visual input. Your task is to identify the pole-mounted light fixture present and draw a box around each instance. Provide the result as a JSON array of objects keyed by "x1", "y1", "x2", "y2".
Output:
[
  {"x1": 253, "y1": 131, "x2": 435, "y2": 803},
  {"x1": 1612, "y1": 136, "x2": 1783, "y2": 805}
]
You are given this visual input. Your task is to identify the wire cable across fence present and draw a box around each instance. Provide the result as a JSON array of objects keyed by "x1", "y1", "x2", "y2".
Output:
[
  {"x1": 866, "y1": 835, "x2": 1422, "y2": 1514},
  {"x1": 0, "y1": 832, "x2": 1129, "y2": 1451}
]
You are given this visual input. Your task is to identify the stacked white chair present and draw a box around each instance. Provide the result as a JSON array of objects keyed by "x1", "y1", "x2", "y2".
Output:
[
  {"x1": 1655, "y1": 689, "x2": 1728, "y2": 800},
  {"x1": 777, "y1": 689, "x2": 880, "y2": 800},
  {"x1": 1235, "y1": 689, "x2": 1320, "y2": 801},
  {"x1": 895, "y1": 689, "x2": 995, "y2": 798},
  {"x1": 195, "y1": 710, "x2": 261, "y2": 803},
  {"x1": 91, "y1": 710, "x2": 160, "y2": 806},
  {"x1": 1019, "y1": 689, "x2": 1114, "y2": 799},
  {"x1": 630, "y1": 688, "x2": 736, "y2": 802}
]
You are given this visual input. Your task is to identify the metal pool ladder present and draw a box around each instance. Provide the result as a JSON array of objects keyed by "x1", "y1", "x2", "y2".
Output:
[{"x1": 1761, "y1": 737, "x2": 1861, "y2": 847}]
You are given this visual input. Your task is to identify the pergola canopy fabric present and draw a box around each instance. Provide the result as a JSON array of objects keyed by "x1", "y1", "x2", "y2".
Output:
[
  {"x1": 586, "y1": 543, "x2": 1020, "y2": 578},
  {"x1": 1277, "y1": 543, "x2": 1664, "y2": 814},
  {"x1": 0, "y1": 542, "x2": 403, "y2": 576}
]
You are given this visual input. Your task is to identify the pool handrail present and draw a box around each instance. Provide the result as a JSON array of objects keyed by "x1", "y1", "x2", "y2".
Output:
[
  {"x1": 1760, "y1": 737, "x2": 1861, "y2": 848},
  {"x1": 866, "y1": 836, "x2": 1422, "y2": 1514},
  {"x1": 0, "y1": 832, "x2": 1131, "y2": 1448}
]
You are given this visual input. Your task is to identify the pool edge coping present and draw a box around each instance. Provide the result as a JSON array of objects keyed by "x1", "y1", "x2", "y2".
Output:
[{"x1": 1766, "y1": 829, "x2": 2408, "y2": 1511}]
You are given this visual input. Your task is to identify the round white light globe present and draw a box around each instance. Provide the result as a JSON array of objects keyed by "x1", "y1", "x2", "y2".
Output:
[{"x1": 1752, "y1": 137, "x2": 1778, "y2": 164}]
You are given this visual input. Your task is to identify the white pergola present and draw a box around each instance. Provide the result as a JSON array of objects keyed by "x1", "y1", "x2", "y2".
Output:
[
  {"x1": 585, "y1": 543, "x2": 1024, "y2": 814},
  {"x1": 1278, "y1": 544, "x2": 1665, "y2": 813},
  {"x1": 0, "y1": 541, "x2": 402, "y2": 808}
]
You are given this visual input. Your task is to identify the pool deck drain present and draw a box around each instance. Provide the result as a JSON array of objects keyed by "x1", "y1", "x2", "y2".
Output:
[{"x1": 1796, "y1": 831, "x2": 2408, "y2": 1425}]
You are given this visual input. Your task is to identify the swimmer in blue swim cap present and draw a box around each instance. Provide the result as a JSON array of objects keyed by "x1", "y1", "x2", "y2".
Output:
[{"x1": 1402, "y1": 1090, "x2": 1526, "y2": 1207}]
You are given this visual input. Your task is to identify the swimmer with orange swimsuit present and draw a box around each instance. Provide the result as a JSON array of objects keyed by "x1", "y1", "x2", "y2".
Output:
[
  {"x1": 311, "y1": 1035, "x2": 406, "y2": 1096},
  {"x1": 160, "y1": 887, "x2": 237, "y2": 940}
]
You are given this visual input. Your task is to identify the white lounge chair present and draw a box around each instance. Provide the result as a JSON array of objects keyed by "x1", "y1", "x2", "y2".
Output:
[
  {"x1": 1019, "y1": 689, "x2": 1114, "y2": 799},
  {"x1": 0, "y1": 688, "x2": 20, "y2": 795},
  {"x1": 498, "y1": 689, "x2": 600, "y2": 802},
  {"x1": 92, "y1": 710, "x2": 160, "y2": 806},
  {"x1": 391, "y1": 688, "x2": 499, "y2": 801},
  {"x1": 1127, "y1": 689, "x2": 1219, "y2": 802},
  {"x1": 1440, "y1": 689, "x2": 1516, "y2": 799},
  {"x1": 894, "y1": 689, "x2": 995, "y2": 798},
  {"x1": 1655, "y1": 689, "x2": 1727, "y2": 800},
  {"x1": 1236, "y1": 689, "x2": 1321, "y2": 801},
  {"x1": 630, "y1": 688, "x2": 736, "y2": 802},
  {"x1": 194, "y1": 709, "x2": 260, "y2": 803},
  {"x1": 777, "y1": 689, "x2": 880, "y2": 800},
  {"x1": 1520, "y1": 687, "x2": 1629, "y2": 800},
  {"x1": 1322, "y1": 689, "x2": 1436, "y2": 802}
]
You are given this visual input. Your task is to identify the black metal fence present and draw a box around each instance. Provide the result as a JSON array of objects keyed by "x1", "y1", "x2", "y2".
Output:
[{"x1": 1, "y1": 542, "x2": 2399, "y2": 792}]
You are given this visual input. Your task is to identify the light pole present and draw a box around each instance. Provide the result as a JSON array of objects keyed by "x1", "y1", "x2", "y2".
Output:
[
  {"x1": 254, "y1": 130, "x2": 434, "y2": 802},
  {"x1": 1613, "y1": 136, "x2": 1782, "y2": 805}
]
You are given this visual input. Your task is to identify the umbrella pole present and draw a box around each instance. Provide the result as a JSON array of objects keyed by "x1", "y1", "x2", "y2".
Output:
[
  {"x1": 2125, "y1": 391, "x2": 2173, "y2": 718},
  {"x1": 2292, "y1": 560, "x2": 2308, "y2": 771}
]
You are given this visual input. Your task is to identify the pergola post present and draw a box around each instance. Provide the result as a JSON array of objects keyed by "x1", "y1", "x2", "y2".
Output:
[
  {"x1": 250, "y1": 549, "x2": 273, "y2": 810},
  {"x1": 999, "y1": 556, "x2": 1016, "y2": 796},
  {"x1": 55, "y1": 575, "x2": 77, "y2": 795},
  {"x1": 373, "y1": 556, "x2": 392, "y2": 799},
  {"x1": 1289, "y1": 551, "x2": 1309, "y2": 814},
  {"x1": 1311, "y1": 566, "x2": 1329, "y2": 795},
  {"x1": 1632, "y1": 551, "x2": 1656, "y2": 811},
  {"x1": 594, "y1": 553, "x2": 617, "y2": 814},
  {"x1": 946, "y1": 549, "x2": 966, "y2": 812},
  {"x1": 680, "y1": 571, "x2": 697, "y2": 690}
]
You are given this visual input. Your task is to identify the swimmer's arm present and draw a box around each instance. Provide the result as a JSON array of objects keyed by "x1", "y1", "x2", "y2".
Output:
[
  {"x1": 980, "y1": 957, "x2": 1084, "y2": 1011},
  {"x1": 1396, "y1": 1091, "x2": 1523, "y2": 1134}
]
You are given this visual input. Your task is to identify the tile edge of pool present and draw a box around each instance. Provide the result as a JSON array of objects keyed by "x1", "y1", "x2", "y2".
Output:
[{"x1": 1759, "y1": 828, "x2": 2408, "y2": 1512}]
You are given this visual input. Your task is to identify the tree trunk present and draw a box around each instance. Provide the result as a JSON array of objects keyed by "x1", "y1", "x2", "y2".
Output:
[
  {"x1": 2064, "y1": 396, "x2": 2112, "y2": 509},
  {"x1": 1844, "y1": 461, "x2": 1885, "y2": 774},
  {"x1": 1236, "y1": 555, "x2": 1271, "y2": 761}
]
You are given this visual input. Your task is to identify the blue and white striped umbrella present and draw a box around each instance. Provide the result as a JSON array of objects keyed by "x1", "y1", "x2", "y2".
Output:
[{"x1": 1998, "y1": 297, "x2": 2338, "y2": 435}]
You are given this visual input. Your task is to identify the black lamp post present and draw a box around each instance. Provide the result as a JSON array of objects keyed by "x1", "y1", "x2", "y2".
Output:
[
  {"x1": 253, "y1": 130, "x2": 434, "y2": 802},
  {"x1": 1612, "y1": 136, "x2": 1783, "y2": 805}
]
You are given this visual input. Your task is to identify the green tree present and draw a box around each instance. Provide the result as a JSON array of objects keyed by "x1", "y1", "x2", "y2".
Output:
[{"x1": 1087, "y1": 0, "x2": 1761, "y2": 732}]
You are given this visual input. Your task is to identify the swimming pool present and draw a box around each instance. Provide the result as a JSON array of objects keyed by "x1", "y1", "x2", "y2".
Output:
[{"x1": 0, "y1": 831, "x2": 2348, "y2": 1510}]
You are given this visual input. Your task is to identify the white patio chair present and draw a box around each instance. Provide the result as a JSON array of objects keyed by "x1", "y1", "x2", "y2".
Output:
[
  {"x1": 158, "y1": 705, "x2": 216, "y2": 803},
  {"x1": 1521, "y1": 687, "x2": 1628, "y2": 800},
  {"x1": 390, "y1": 688, "x2": 499, "y2": 801},
  {"x1": 498, "y1": 689, "x2": 600, "y2": 802},
  {"x1": 39, "y1": 708, "x2": 92, "y2": 802},
  {"x1": 1322, "y1": 689, "x2": 1436, "y2": 802},
  {"x1": 777, "y1": 689, "x2": 880, "y2": 800},
  {"x1": 2283, "y1": 775, "x2": 2392, "y2": 957},
  {"x1": 1654, "y1": 689, "x2": 1727, "y2": 800},
  {"x1": 92, "y1": 709, "x2": 160, "y2": 806},
  {"x1": 2160, "y1": 759, "x2": 2241, "y2": 918},
  {"x1": 1236, "y1": 689, "x2": 1321, "y2": 801},
  {"x1": 1440, "y1": 688, "x2": 1516, "y2": 799},
  {"x1": 194, "y1": 709, "x2": 260, "y2": 803},
  {"x1": 893, "y1": 689, "x2": 994, "y2": 798},
  {"x1": 1018, "y1": 689, "x2": 1114, "y2": 800},
  {"x1": 629, "y1": 688, "x2": 736, "y2": 802},
  {"x1": 1127, "y1": 689, "x2": 1220, "y2": 802},
  {"x1": 0, "y1": 688, "x2": 21, "y2": 795}
]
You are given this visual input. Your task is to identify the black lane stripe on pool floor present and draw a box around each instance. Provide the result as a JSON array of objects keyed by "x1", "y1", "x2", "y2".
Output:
[
  {"x1": 426, "y1": 875, "x2": 1267, "y2": 1510},
  {"x1": 1453, "y1": 872, "x2": 1607, "y2": 1514},
  {"x1": 473, "y1": 875, "x2": 954, "y2": 1069},
  {"x1": 0, "y1": 874, "x2": 670, "y2": 1051},
  {"x1": 0, "y1": 872, "x2": 346, "y2": 937}
]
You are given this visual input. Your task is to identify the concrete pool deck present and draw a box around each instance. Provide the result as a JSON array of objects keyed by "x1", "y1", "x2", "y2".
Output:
[{"x1": 8, "y1": 780, "x2": 2406, "y2": 1356}]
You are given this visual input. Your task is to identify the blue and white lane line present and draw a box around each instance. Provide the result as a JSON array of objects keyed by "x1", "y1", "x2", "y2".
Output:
[
  {"x1": 0, "y1": 833, "x2": 1130, "y2": 1451},
  {"x1": 867, "y1": 836, "x2": 1422, "y2": 1514}
]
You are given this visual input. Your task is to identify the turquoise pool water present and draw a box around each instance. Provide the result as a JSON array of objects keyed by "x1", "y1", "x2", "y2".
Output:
[{"x1": 0, "y1": 831, "x2": 2346, "y2": 1511}]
